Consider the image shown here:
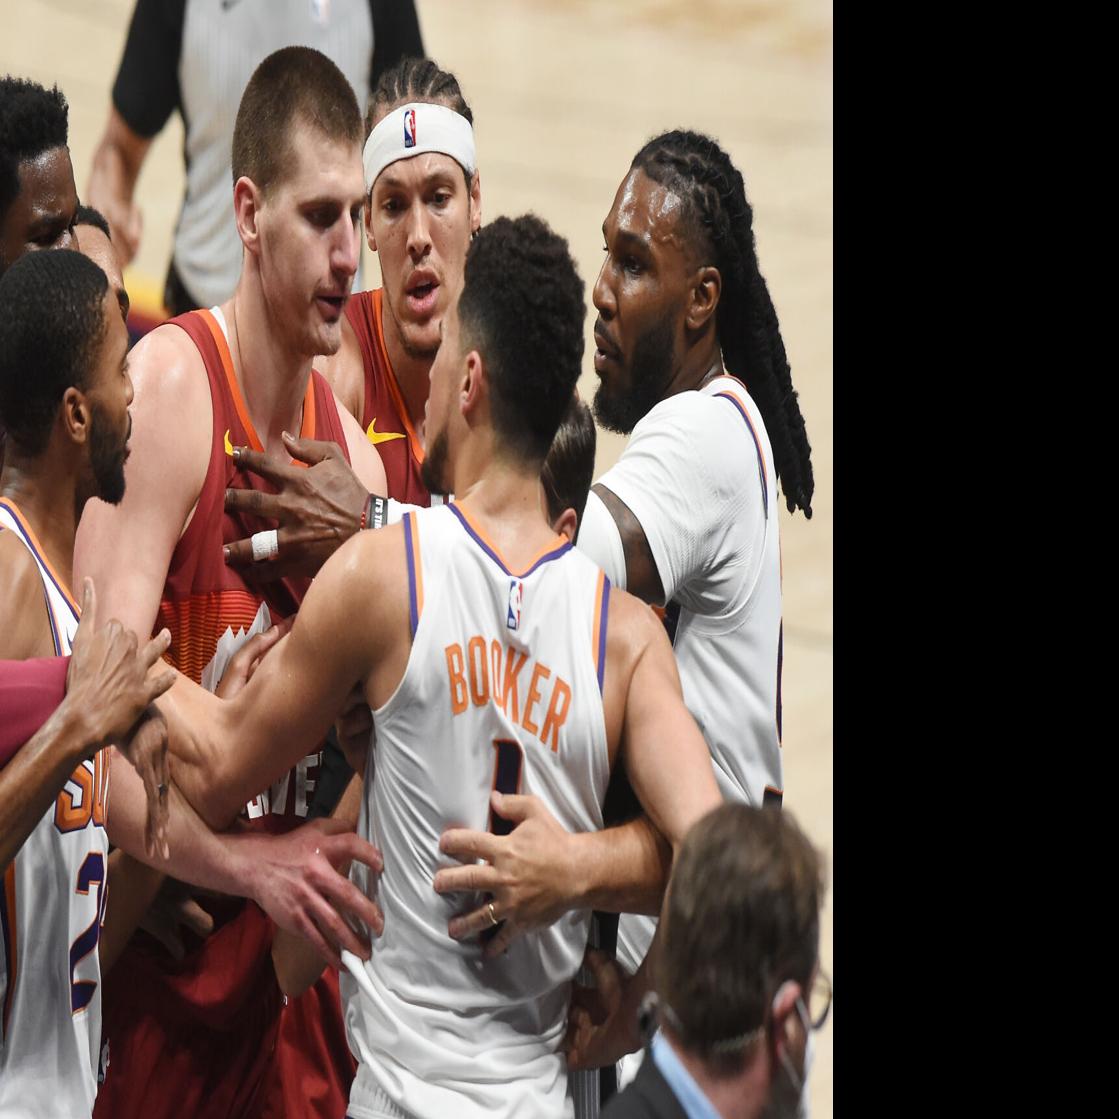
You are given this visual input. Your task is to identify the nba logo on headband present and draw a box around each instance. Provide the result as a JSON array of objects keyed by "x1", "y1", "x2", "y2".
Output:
[{"x1": 403, "y1": 109, "x2": 417, "y2": 149}]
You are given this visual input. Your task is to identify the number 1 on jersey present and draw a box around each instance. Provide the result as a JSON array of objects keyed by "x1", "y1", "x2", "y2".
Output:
[{"x1": 488, "y1": 738, "x2": 523, "y2": 836}]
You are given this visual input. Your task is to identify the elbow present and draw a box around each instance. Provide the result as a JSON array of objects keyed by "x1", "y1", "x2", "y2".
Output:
[{"x1": 272, "y1": 935, "x2": 325, "y2": 999}]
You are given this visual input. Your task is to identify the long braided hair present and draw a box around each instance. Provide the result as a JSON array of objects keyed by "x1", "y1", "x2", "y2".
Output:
[{"x1": 632, "y1": 130, "x2": 813, "y2": 518}]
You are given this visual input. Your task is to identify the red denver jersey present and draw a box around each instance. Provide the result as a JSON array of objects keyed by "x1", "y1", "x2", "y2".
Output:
[
  {"x1": 344, "y1": 288, "x2": 433, "y2": 506},
  {"x1": 95, "y1": 309, "x2": 356, "y2": 1119}
]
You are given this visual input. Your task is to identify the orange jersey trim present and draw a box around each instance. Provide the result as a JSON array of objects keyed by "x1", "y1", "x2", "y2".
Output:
[
  {"x1": 407, "y1": 513, "x2": 424, "y2": 623},
  {"x1": 0, "y1": 498, "x2": 79, "y2": 614},
  {"x1": 198, "y1": 308, "x2": 317, "y2": 466},
  {"x1": 450, "y1": 503, "x2": 568, "y2": 579},
  {"x1": 368, "y1": 289, "x2": 425, "y2": 466},
  {"x1": 592, "y1": 570, "x2": 607, "y2": 681}
]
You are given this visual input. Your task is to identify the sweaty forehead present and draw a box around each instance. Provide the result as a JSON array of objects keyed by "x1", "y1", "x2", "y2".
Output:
[
  {"x1": 13, "y1": 147, "x2": 77, "y2": 223},
  {"x1": 608, "y1": 169, "x2": 693, "y2": 258}
]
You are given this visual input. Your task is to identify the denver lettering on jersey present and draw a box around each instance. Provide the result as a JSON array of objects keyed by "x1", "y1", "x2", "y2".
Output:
[
  {"x1": 54, "y1": 752, "x2": 109, "y2": 834},
  {"x1": 444, "y1": 639, "x2": 572, "y2": 753},
  {"x1": 245, "y1": 753, "x2": 321, "y2": 819}
]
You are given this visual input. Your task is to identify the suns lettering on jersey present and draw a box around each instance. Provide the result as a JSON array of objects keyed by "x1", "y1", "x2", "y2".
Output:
[
  {"x1": 444, "y1": 639, "x2": 572, "y2": 753},
  {"x1": 54, "y1": 752, "x2": 109, "y2": 834}
]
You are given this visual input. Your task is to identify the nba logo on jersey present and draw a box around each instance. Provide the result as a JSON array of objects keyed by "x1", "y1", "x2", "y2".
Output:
[
  {"x1": 507, "y1": 579, "x2": 523, "y2": 631},
  {"x1": 403, "y1": 109, "x2": 417, "y2": 148}
]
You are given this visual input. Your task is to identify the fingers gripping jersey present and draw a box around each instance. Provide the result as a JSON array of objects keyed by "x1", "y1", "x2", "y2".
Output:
[
  {"x1": 0, "y1": 499, "x2": 106, "y2": 1119},
  {"x1": 342, "y1": 505, "x2": 612, "y2": 1119}
]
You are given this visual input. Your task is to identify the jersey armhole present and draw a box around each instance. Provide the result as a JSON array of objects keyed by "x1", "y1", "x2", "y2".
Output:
[
  {"x1": 592, "y1": 570, "x2": 611, "y2": 694},
  {"x1": 403, "y1": 513, "x2": 424, "y2": 638}
]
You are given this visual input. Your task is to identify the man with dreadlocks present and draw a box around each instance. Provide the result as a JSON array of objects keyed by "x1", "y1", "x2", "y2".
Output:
[{"x1": 570, "y1": 127, "x2": 815, "y2": 1083}]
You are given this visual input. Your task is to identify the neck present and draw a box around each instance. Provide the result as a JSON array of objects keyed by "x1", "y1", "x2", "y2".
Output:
[
  {"x1": 667, "y1": 1032, "x2": 766, "y2": 1119},
  {"x1": 379, "y1": 298, "x2": 436, "y2": 430},
  {"x1": 451, "y1": 437, "x2": 558, "y2": 558},
  {"x1": 661, "y1": 333, "x2": 725, "y2": 403},
  {"x1": 0, "y1": 453, "x2": 84, "y2": 590},
  {"x1": 225, "y1": 273, "x2": 313, "y2": 455}
]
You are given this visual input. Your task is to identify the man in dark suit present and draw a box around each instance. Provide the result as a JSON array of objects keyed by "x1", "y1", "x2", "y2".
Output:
[{"x1": 598, "y1": 804, "x2": 830, "y2": 1119}]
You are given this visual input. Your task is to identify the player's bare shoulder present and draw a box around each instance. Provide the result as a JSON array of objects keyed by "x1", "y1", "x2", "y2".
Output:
[
  {"x1": 600, "y1": 586, "x2": 677, "y2": 751},
  {"x1": 297, "y1": 518, "x2": 413, "y2": 707},
  {"x1": 0, "y1": 529, "x2": 55, "y2": 658},
  {"x1": 332, "y1": 385, "x2": 388, "y2": 494}
]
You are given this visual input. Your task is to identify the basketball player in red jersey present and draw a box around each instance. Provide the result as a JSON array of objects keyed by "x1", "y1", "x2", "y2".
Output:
[
  {"x1": 73, "y1": 47, "x2": 387, "y2": 1119},
  {"x1": 315, "y1": 57, "x2": 480, "y2": 508}
]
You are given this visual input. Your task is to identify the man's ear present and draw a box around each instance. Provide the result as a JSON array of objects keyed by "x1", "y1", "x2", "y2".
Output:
[
  {"x1": 469, "y1": 170, "x2": 482, "y2": 235},
  {"x1": 233, "y1": 176, "x2": 263, "y2": 256},
  {"x1": 769, "y1": 980, "x2": 802, "y2": 1061},
  {"x1": 461, "y1": 349, "x2": 484, "y2": 418},
  {"x1": 685, "y1": 264, "x2": 721, "y2": 332},
  {"x1": 61, "y1": 386, "x2": 91, "y2": 446},
  {"x1": 552, "y1": 506, "x2": 578, "y2": 543}
]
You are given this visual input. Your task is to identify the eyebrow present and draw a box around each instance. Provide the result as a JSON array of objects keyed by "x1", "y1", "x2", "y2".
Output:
[
  {"x1": 611, "y1": 228, "x2": 650, "y2": 254},
  {"x1": 377, "y1": 168, "x2": 459, "y2": 192}
]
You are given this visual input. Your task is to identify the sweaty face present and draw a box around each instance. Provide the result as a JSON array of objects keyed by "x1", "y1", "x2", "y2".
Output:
[
  {"x1": 76, "y1": 224, "x2": 129, "y2": 322},
  {"x1": 85, "y1": 288, "x2": 133, "y2": 505},
  {"x1": 419, "y1": 294, "x2": 464, "y2": 494},
  {"x1": 592, "y1": 168, "x2": 698, "y2": 434},
  {"x1": 0, "y1": 146, "x2": 78, "y2": 275},
  {"x1": 368, "y1": 147, "x2": 479, "y2": 362},
  {"x1": 254, "y1": 122, "x2": 365, "y2": 359}
]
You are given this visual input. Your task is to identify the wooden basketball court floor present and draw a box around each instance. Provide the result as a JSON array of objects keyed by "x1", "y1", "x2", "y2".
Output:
[{"x1": 3, "y1": 1, "x2": 833, "y2": 1111}]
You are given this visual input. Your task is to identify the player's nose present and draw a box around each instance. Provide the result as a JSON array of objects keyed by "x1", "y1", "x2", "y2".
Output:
[
  {"x1": 592, "y1": 260, "x2": 615, "y2": 319},
  {"x1": 405, "y1": 199, "x2": 432, "y2": 261}
]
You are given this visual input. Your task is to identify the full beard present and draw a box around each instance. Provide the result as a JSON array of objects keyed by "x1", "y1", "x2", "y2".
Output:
[
  {"x1": 592, "y1": 317, "x2": 676, "y2": 435},
  {"x1": 90, "y1": 404, "x2": 128, "y2": 506}
]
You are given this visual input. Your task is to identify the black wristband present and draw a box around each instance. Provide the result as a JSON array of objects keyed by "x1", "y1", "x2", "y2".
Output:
[{"x1": 361, "y1": 494, "x2": 388, "y2": 530}]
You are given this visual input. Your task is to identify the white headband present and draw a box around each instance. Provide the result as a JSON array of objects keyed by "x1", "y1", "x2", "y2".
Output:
[{"x1": 362, "y1": 102, "x2": 476, "y2": 196}]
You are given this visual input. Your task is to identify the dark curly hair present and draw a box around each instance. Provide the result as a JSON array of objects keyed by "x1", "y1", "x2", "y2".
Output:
[
  {"x1": 0, "y1": 250, "x2": 109, "y2": 457},
  {"x1": 366, "y1": 57, "x2": 473, "y2": 191},
  {"x1": 0, "y1": 76, "x2": 69, "y2": 236},
  {"x1": 458, "y1": 215, "x2": 585, "y2": 463},
  {"x1": 633, "y1": 130, "x2": 813, "y2": 518},
  {"x1": 232, "y1": 47, "x2": 363, "y2": 198}
]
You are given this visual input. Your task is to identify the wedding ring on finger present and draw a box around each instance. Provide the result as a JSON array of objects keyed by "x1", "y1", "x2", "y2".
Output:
[
  {"x1": 250, "y1": 529, "x2": 279, "y2": 563},
  {"x1": 487, "y1": 902, "x2": 499, "y2": 927}
]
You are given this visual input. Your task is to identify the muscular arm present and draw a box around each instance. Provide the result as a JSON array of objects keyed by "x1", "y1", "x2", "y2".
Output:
[
  {"x1": 74, "y1": 326, "x2": 210, "y2": 639},
  {"x1": 584, "y1": 484, "x2": 664, "y2": 605},
  {"x1": 107, "y1": 746, "x2": 383, "y2": 966},
  {"x1": 161, "y1": 526, "x2": 406, "y2": 829}
]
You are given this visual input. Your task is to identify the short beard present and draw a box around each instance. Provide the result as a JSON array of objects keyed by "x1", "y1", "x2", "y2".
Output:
[
  {"x1": 420, "y1": 424, "x2": 450, "y2": 496},
  {"x1": 592, "y1": 317, "x2": 675, "y2": 435},
  {"x1": 89, "y1": 402, "x2": 128, "y2": 505}
]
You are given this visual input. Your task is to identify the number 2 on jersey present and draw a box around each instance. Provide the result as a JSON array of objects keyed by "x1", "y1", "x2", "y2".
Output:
[{"x1": 70, "y1": 852, "x2": 106, "y2": 1013}]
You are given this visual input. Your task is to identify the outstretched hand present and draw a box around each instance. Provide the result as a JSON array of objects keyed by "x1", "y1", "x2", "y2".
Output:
[
  {"x1": 434, "y1": 792, "x2": 580, "y2": 957},
  {"x1": 564, "y1": 947, "x2": 642, "y2": 1070},
  {"x1": 222, "y1": 433, "x2": 369, "y2": 580},
  {"x1": 249, "y1": 816, "x2": 384, "y2": 971}
]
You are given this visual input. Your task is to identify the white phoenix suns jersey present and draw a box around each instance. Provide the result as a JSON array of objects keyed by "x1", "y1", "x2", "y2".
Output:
[
  {"x1": 592, "y1": 376, "x2": 784, "y2": 984},
  {"x1": 0, "y1": 498, "x2": 109, "y2": 1119},
  {"x1": 342, "y1": 503, "x2": 612, "y2": 1119}
]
